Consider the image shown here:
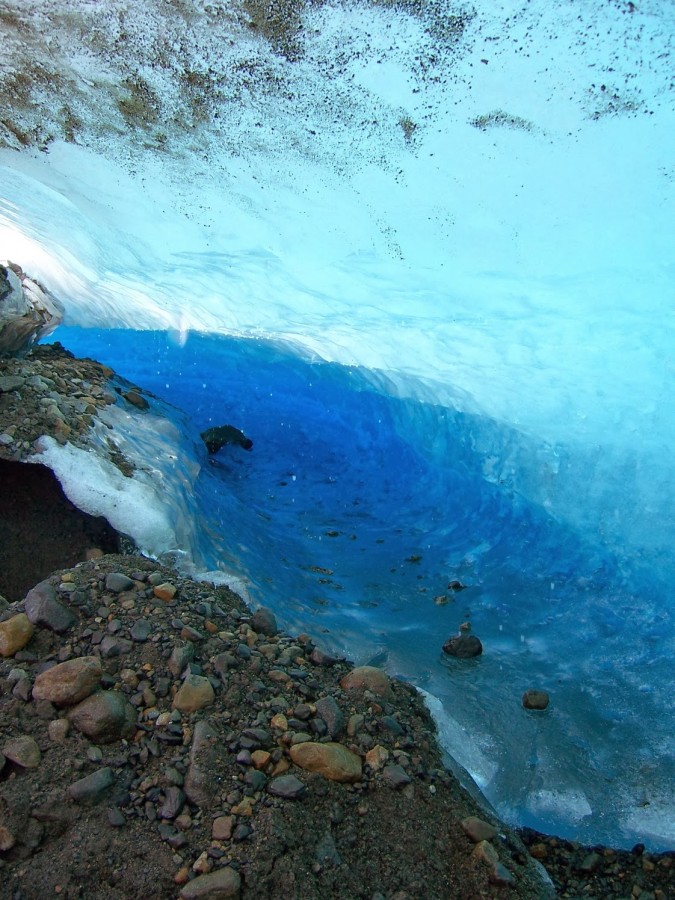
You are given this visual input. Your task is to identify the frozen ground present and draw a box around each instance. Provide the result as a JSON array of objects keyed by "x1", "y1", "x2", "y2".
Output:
[{"x1": 1, "y1": 0, "x2": 674, "y2": 850}]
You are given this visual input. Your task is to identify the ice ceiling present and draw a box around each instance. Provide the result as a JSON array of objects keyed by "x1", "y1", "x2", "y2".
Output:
[{"x1": 0, "y1": 0, "x2": 674, "y2": 848}]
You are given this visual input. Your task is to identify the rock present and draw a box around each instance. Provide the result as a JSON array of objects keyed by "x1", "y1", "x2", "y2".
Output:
[
  {"x1": 159, "y1": 786, "x2": 186, "y2": 820},
  {"x1": 522, "y1": 689, "x2": 550, "y2": 710},
  {"x1": 308, "y1": 647, "x2": 341, "y2": 666},
  {"x1": 184, "y1": 720, "x2": 218, "y2": 807},
  {"x1": 267, "y1": 774, "x2": 306, "y2": 799},
  {"x1": 473, "y1": 839, "x2": 499, "y2": 866},
  {"x1": 340, "y1": 666, "x2": 393, "y2": 699},
  {"x1": 154, "y1": 581, "x2": 177, "y2": 601},
  {"x1": 490, "y1": 862, "x2": 517, "y2": 886},
  {"x1": 169, "y1": 642, "x2": 195, "y2": 677},
  {"x1": 212, "y1": 815, "x2": 235, "y2": 841},
  {"x1": 68, "y1": 767, "x2": 115, "y2": 803},
  {"x1": 579, "y1": 852, "x2": 602, "y2": 872},
  {"x1": 67, "y1": 691, "x2": 137, "y2": 743},
  {"x1": 0, "y1": 375, "x2": 25, "y2": 392},
  {"x1": 0, "y1": 613, "x2": 34, "y2": 657},
  {"x1": 442, "y1": 634, "x2": 483, "y2": 658},
  {"x1": 179, "y1": 866, "x2": 241, "y2": 899},
  {"x1": 32, "y1": 656, "x2": 102, "y2": 705},
  {"x1": 24, "y1": 581, "x2": 78, "y2": 633},
  {"x1": 105, "y1": 572, "x2": 135, "y2": 593},
  {"x1": 130, "y1": 618, "x2": 152, "y2": 641},
  {"x1": 461, "y1": 816, "x2": 498, "y2": 843},
  {"x1": 48, "y1": 718, "x2": 71, "y2": 743},
  {"x1": 100, "y1": 635, "x2": 134, "y2": 657},
  {"x1": 314, "y1": 695, "x2": 345, "y2": 738},
  {"x1": 200, "y1": 424, "x2": 253, "y2": 454},
  {"x1": 290, "y1": 741, "x2": 362, "y2": 783},
  {"x1": 381, "y1": 764, "x2": 411, "y2": 788},
  {"x1": 123, "y1": 390, "x2": 149, "y2": 410},
  {"x1": 250, "y1": 606, "x2": 277, "y2": 636},
  {"x1": 173, "y1": 674, "x2": 215, "y2": 713},
  {"x1": 365, "y1": 745, "x2": 389, "y2": 772},
  {"x1": 2, "y1": 734, "x2": 41, "y2": 768},
  {"x1": 0, "y1": 262, "x2": 64, "y2": 357}
]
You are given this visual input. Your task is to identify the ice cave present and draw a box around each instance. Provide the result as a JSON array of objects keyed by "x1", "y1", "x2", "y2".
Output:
[{"x1": 0, "y1": 0, "x2": 673, "y2": 851}]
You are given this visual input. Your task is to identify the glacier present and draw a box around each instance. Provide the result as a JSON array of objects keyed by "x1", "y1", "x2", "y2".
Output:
[{"x1": 1, "y1": 0, "x2": 674, "y2": 850}]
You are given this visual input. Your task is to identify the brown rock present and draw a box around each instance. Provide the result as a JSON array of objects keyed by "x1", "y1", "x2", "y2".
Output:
[
  {"x1": 212, "y1": 815, "x2": 235, "y2": 841},
  {"x1": 32, "y1": 656, "x2": 102, "y2": 705},
  {"x1": 154, "y1": 582, "x2": 177, "y2": 601},
  {"x1": 290, "y1": 741, "x2": 362, "y2": 783},
  {"x1": 522, "y1": 689, "x2": 550, "y2": 710},
  {"x1": 173, "y1": 675, "x2": 215, "y2": 713},
  {"x1": 179, "y1": 866, "x2": 241, "y2": 899},
  {"x1": 339, "y1": 666, "x2": 393, "y2": 699},
  {"x1": 184, "y1": 720, "x2": 218, "y2": 807},
  {"x1": 2, "y1": 734, "x2": 41, "y2": 768},
  {"x1": 461, "y1": 816, "x2": 498, "y2": 843},
  {"x1": 67, "y1": 691, "x2": 137, "y2": 743},
  {"x1": 0, "y1": 824, "x2": 16, "y2": 852},
  {"x1": 0, "y1": 613, "x2": 34, "y2": 657}
]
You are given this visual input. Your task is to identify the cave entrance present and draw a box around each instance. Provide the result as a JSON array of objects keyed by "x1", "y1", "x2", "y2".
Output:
[{"x1": 0, "y1": 458, "x2": 120, "y2": 602}]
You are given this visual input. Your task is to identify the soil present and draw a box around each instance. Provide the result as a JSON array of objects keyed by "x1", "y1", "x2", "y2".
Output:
[{"x1": 0, "y1": 344, "x2": 673, "y2": 900}]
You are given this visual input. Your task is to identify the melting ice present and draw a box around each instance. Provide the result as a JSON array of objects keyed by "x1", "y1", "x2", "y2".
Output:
[{"x1": 0, "y1": 0, "x2": 674, "y2": 851}]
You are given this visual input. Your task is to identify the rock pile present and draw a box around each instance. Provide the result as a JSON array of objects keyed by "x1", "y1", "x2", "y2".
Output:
[{"x1": 0, "y1": 554, "x2": 554, "y2": 899}]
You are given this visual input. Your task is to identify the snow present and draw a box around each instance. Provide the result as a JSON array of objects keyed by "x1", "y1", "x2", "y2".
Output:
[{"x1": 1, "y1": 0, "x2": 674, "y2": 849}]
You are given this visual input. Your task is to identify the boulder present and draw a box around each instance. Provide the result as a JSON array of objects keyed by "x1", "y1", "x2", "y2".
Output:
[
  {"x1": 67, "y1": 690, "x2": 137, "y2": 743},
  {"x1": 200, "y1": 424, "x2": 253, "y2": 454},
  {"x1": 442, "y1": 634, "x2": 483, "y2": 658},
  {"x1": 24, "y1": 581, "x2": 78, "y2": 633},
  {"x1": 340, "y1": 665, "x2": 393, "y2": 699},
  {"x1": 0, "y1": 261, "x2": 64, "y2": 358},
  {"x1": 173, "y1": 674, "x2": 215, "y2": 713},
  {"x1": 32, "y1": 656, "x2": 102, "y2": 705}
]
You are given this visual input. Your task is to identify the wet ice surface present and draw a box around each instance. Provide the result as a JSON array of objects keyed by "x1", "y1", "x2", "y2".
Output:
[{"x1": 51, "y1": 327, "x2": 675, "y2": 851}]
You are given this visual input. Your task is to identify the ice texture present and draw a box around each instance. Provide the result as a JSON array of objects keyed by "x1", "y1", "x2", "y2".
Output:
[{"x1": 0, "y1": 0, "x2": 673, "y2": 849}]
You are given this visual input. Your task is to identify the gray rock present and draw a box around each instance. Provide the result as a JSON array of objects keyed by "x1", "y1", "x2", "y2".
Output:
[
  {"x1": 442, "y1": 634, "x2": 483, "y2": 658},
  {"x1": 159, "y1": 785, "x2": 186, "y2": 820},
  {"x1": 100, "y1": 635, "x2": 134, "y2": 657},
  {"x1": 105, "y1": 573, "x2": 135, "y2": 593},
  {"x1": 381, "y1": 764, "x2": 412, "y2": 788},
  {"x1": 314, "y1": 695, "x2": 345, "y2": 739},
  {"x1": 169, "y1": 642, "x2": 195, "y2": 677},
  {"x1": 0, "y1": 262, "x2": 63, "y2": 357},
  {"x1": 461, "y1": 816, "x2": 498, "y2": 843},
  {"x1": 184, "y1": 720, "x2": 219, "y2": 807},
  {"x1": 67, "y1": 691, "x2": 137, "y2": 743},
  {"x1": 0, "y1": 375, "x2": 25, "y2": 392},
  {"x1": 251, "y1": 606, "x2": 278, "y2": 636},
  {"x1": 68, "y1": 767, "x2": 115, "y2": 803},
  {"x1": 267, "y1": 774, "x2": 306, "y2": 799},
  {"x1": 130, "y1": 618, "x2": 152, "y2": 642},
  {"x1": 490, "y1": 862, "x2": 517, "y2": 887},
  {"x1": 24, "y1": 581, "x2": 77, "y2": 633},
  {"x1": 2, "y1": 734, "x2": 41, "y2": 768}
]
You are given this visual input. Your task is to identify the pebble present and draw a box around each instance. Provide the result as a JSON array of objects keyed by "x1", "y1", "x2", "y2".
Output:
[
  {"x1": 267, "y1": 774, "x2": 306, "y2": 799},
  {"x1": 130, "y1": 618, "x2": 152, "y2": 641},
  {"x1": 315, "y1": 695, "x2": 345, "y2": 738},
  {"x1": 154, "y1": 582, "x2": 177, "y2": 601},
  {"x1": 381, "y1": 764, "x2": 411, "y2": 789},
  {"x1": 0, "y1": 613, "x2": 35, "y2": 657}
]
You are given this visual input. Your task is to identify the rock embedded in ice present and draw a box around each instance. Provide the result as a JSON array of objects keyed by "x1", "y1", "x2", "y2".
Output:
[
  {"x1": 442, "y1": 634, "x2": 483, "y2": 658},
  {"x1": 522, "y1": 689, "x2": 550, "y2": 710}
]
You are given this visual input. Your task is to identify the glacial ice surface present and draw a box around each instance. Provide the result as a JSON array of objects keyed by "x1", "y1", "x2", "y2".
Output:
[{"x1": 0, "y1": 0, "x2": 673, "y2": 850}]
